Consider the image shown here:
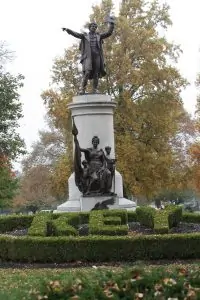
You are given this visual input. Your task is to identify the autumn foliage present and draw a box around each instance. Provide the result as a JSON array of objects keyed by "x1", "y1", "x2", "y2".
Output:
[
  {"x1": 0, "y1": 155, "x2": 18, "y2": 207},
  {"x1": 14, "y1": 0, "x2": 196, "y2": 205}
]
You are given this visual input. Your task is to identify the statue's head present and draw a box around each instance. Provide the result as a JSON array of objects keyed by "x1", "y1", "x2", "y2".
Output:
[
  {"x1": 88, "y1": 22, "x2": 98, "y2": 33},
  {"x1": 92, "y1": 136, "x2": 100, "y2": 148},
  {"x1": 105, "y1": 146, "x2": 111, "y2": 155}
]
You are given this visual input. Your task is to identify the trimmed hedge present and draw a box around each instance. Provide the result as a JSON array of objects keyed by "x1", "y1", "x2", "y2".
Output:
[
  {"x1": 29, "y1": 213, "x2": 82, "y2": 237},
  {"x1": 28, "y1": 213, "x2": 51, "y2": 236},
  {"x1": 182, "y1": 212, "x2": 200, "y2": 223},
  {"x1": 52, "y1": 212, "x2": 80, "y2": 227},
  {"x1": 1, "y1": 209, "x2": 200, "y2": 240},
  {"x1": 48, "y1": 216, "x2": 78, "y2": 236},
  {"x1": 154, "y1": 206, "x2": 182, "y2": 234},
  {"x1": 167, "y1": 205, "x2": 182, "y2": 228},
  {"x1": 0, "y1": 215, "x2": 33, "y2": 233},
  {"x1": 89, "y1": 211, "x2": 128, "y2": 235},
  {"x1": 154, "y1": 210, "x2": 169, "y2": 234},
  {"x1": 136, "y1": 206, "x2": 155, "y2": 228},
  {"x1": 101, "y1": 209, "x2": 128, "y2": 224},
  {"x1": 127, "y1": 211, "x2": 137, "y2": 222},
  {"x1": 104, "y1": 216, "x2": 121, "y2": 225},
  {"x1": 28, "y1": 210, "x2": 128, "y2": 237},
  {"x1": 0, "y1": 233, "x2": 200, "y2": 262}
]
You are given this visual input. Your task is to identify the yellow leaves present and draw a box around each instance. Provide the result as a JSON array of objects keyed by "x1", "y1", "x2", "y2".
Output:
[
  {"x1": 37, "y1": 0, "x2": 192, "y2": 200},
  {"x1": 42, "y1": 89, "x2": 72, "y2": 131},
  {"x1": 50, "y1": 153, "x2": 73, "y2": 198},
  {"x1": 188, "y1": 142, "x2": 200, "y2": 192}
]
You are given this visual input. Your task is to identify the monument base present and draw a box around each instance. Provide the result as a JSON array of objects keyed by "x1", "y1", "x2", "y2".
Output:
[
  {"x1": 54, "y1": 94, "x2": 137, "y2": 213},
  {"x1": 54, "y1": 196, "x2": 136, "y2": 213}
]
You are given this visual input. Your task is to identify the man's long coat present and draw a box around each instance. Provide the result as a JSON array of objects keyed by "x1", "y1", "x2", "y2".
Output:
[{"x1": 67, "y1": 24, "x2": 114, "y2": 79}]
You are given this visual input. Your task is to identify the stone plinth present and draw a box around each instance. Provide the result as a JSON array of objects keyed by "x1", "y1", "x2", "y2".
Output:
[{"x1": 55, "y1": 93, "x2": 137, "y2": 213}]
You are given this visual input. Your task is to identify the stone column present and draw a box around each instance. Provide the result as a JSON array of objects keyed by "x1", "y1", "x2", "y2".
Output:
[{"x1": 69, "y1": 94, "x2": 116, "y2": 155}]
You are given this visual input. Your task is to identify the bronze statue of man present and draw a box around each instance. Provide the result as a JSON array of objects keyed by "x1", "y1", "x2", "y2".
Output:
[{"x1": 62, "y1": 17, "x2": 115, "y2": 94}]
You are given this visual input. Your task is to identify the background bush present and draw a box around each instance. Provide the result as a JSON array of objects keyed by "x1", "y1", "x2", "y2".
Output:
[{"x1": 0, "y1": 215, "x2": 33, "y2": 233}]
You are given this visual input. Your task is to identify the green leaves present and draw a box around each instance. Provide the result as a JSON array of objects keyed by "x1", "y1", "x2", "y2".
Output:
[
  {"x1": 0, "y1": 160, "x2": 19, "y2": 207},
  {"x1": 0, "y1": 68, "x2": 25, "y2": 159}
]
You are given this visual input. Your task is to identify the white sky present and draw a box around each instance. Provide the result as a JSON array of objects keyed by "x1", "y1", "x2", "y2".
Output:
[{"x1": 0, "y1": 0, "x2": 200, "y2": 166}]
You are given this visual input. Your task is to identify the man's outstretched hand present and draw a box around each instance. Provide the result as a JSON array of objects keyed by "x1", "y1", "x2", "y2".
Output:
[{"x1": 62, "y1": 28, "x2": 70, "y2": 33}]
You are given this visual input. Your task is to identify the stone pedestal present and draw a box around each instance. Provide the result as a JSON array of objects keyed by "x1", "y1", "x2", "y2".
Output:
[
  {"x1": 55, "y1": 94, "x2": 136, "y2": 213},
  {"x1": 69, "y1": 94, "x2": 116, "y2": 155}
]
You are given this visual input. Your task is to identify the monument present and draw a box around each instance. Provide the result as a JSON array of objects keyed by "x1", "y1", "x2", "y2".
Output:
[{"x1": 56, "y1": 16, "x2": 136, "y2": 212}]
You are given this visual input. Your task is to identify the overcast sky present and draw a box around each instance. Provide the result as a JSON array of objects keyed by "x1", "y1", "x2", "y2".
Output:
[{"x1": 0, "y1": 0, "x2": 200, "y2": 167}]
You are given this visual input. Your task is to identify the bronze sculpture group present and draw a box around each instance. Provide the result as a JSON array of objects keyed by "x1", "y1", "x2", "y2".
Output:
[{"x1": 72, "y1": 119, "x2": 116, "y2": 196}]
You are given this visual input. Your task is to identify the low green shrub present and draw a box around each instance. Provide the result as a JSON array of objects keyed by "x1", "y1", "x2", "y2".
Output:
[
  {"x1": 154, "y1": 210, "x2": 169, "y2": 234},
  {"x1": 53, "y1": 212, "x2": 90, "y2": 226},
  {"x1": 0, "y1": 233, "x2": 200, "y2": 262},
  {"x1": 48, "y1": 216, "x2": 78, "y2": 236},
  {"x1": 153, "y1": 206, "x2": 182, "y2": 234},
  {"x1": 28, "y1": 213, "x2": 52, "y2": 236},
  {"x1": 89, "y1": 211, "x2": 128, "y2": 235},
  {"x1": 136, "y1": 206, "x2": 155, "y2": 228},
  {"x1": 102, "y1": 209, "x2": 128, "y2": 224},
  {"x1": 0, "y1": 214, "x2": 33, "y2": 233},
  {"x1": 104, "y1": 216, "x2": 121, "y2": 225},
  {"x1": 52, "y1": 212, "x2": 80, "y2": 227},
  {"x1": 127, "y1": 211, "x2": 137, "y2": 222},
  {"x1": 79, "y1": 212, "x2": 90, "y2": 224},
  {"x1": 182, "y1": 212, "x2": 200, "y2": 223},
  {"x1": 167, "y1": 205, "x2": 182, "y2": 228}
]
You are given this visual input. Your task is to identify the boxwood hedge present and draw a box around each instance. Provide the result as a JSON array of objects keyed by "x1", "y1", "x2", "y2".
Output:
[
  {"x1": 0, "y1": 214, "x2": 33, "y2": 233},
  {"x1": 0, "y1": 208, "x2": 199, "y2": 237},
  {"x1": 0, "y1": 233, "x2": 200, "y2": 262}
]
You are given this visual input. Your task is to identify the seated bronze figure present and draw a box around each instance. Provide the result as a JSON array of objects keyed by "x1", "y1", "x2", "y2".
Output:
[{"x1": 72, "y1": 120, "x2": 113, "y2": 196}]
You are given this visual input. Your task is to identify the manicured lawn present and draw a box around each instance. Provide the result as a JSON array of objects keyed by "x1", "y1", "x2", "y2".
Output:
[{"x1": 0, "y1": 263, "x2": 200, "y2": 299}]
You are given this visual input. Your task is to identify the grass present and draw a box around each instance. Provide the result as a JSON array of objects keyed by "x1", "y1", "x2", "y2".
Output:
[{"x1": 0, "y1": 263, "x2": 200, "y2": 299}]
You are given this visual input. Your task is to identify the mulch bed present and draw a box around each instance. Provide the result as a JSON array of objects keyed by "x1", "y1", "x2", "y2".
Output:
[{"x1": 128, "y1": 222, "x2": 200, "y2": 235}]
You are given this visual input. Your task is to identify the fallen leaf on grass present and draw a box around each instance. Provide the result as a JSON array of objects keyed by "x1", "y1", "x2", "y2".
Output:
[
  {"x1": 163, "y1": 278, "x2": 177, "y2": 286},
  {"x1": 177, "y1": 267, "x2": 188, "y2": 276},
  {"x1": 154, "y1": 284, "x2": 163, "y2": 291},
  {"x1": 135, "y1": 292, "x2": 144, "y2": 299},
  {"x1": 185, "y1": 289, "x2": 197, "y2": 300}
]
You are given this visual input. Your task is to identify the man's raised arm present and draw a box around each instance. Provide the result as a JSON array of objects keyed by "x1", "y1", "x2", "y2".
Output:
[
  {"x1": 100, "y1": 16, "x2": 115, "y2": 39},
  {"x1": 62, "y1": 28, "x2": 83, "y2": 39}
]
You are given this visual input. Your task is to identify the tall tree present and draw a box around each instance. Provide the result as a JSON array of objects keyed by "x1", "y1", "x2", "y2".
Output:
[
  {"x1": 0, "y1": 156, "x2": 18, "y2": 208},
  {"x1": 0, "y1": 43, "x2": 25, "y2": 207},
  {"x1": 20, "y1": 117, "x2": 70, "y2": 202},
  {"x1": 42, "y1": 0, "x2": 191, "y2": 199},
  {"x1": 17, "y1": 165, "x2": 56, "y2": 213},
  {"x1": 188, "y1": 74, "x2": 200, "y2": 194},
  {"x1": 0, "y1": 68, "x2": 25, "y2": 159}
]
